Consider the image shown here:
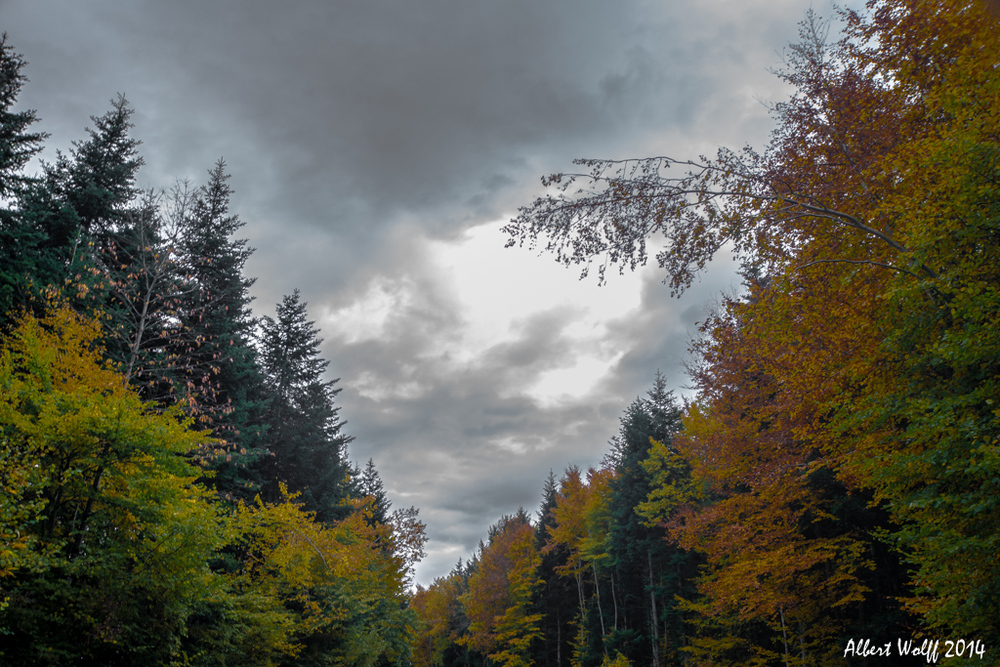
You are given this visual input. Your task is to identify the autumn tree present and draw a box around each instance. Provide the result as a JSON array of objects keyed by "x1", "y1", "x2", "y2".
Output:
[
  {"x1": 828, "y1": 0, "x2": 1000, "y2": 639},
  {"x1": 461, "y1": 513, "x2": 545, "y2": 667},
  {"x1": 411, "y1": 559, "x2": 481, "y2": 667},
  {"x1": 506, "y1": 0, "x2": 1000, "y2": 653},
  {"x1": 0, "y1": 306, "x2": 228, "y2": 663},
  {"x1": 230, "y1": 488, "x2": 418, "y2": 666}
]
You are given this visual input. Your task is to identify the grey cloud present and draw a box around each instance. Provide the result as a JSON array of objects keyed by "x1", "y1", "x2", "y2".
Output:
[{"x1": 2, "y1": 0, "x2": 850, "y2": 582}]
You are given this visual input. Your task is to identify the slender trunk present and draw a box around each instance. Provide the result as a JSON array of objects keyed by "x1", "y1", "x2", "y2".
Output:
[
  {"x1": 678, "y1": 558, "x2": 687, "y2": 666},
  {"x1": 611, "y1": 569, "x2": 619, "y2": 630},
  {"x1": 557, "y1": 607, "x2": 561, "y2": 667},
  {"x1": 779, "y1": 606, "x2": 790, "y2": 667},
  {"x1": 649, "y1": 550, "x2": 660, "y2": 667},
  {"x1": 70, "y1": 464, "x2": 106, "y2": 557},
  {"x1": 69, "y1": 225, "x2": 82, "y2": 268},
  {"x1": 592, "y1": 561, "x2": 607, "y2": 640},
  {"x1": 125, "y1": 283, "x2": 154, "y2": 384}
]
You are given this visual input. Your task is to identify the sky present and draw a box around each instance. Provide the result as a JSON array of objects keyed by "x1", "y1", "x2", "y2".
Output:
[{"x1": 2, "y1": 0, "x2": 844, "y2": 583}]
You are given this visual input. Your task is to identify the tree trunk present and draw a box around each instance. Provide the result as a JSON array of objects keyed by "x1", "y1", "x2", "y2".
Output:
[
  {"x1": 592, "y1": 561, "x2": 607, "y2": 639},
  {"x1": 611, "y1": 569, "x2": 619, "y2": 630},
  {"x1": 649, "y1": 549, "x2": 660, "y2": 667},
  {"x1": 779, "y1": 606, "x2": 790, "y2": 667},
  {"x1": 557, "y1": 607, "x2": 561, "y2": 667}
]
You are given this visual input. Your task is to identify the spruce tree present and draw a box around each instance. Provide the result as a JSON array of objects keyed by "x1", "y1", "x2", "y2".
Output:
[
  {"x1": 0, "y1": 35, "x2": 50, "y2": 326},
  {"x1": 174, "y1": 160, "x2": 268, "y2": 499},
  {"x1": 0, "y1": 34, "x2": 45, "y2": 200},
  {"x1": 354, "y1": 457, "x2": 392, "y2": 526},
  {"x1": 534, "y1": 470, "x2": 578, "y2": 667},
  {"x1": 13, "y1": 95, "x2": 147, "y2": 351},
  {"x1": 257, "y1": 290, "x2": 353, "y2": 522},
  {"x1": 605, "y1": 372, "x2": 690, "y2": 666}
]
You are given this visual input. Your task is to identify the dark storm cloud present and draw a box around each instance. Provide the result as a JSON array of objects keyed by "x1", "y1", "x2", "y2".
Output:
[
  {"x1": 4, "y1": 0, "x2": 811, "y2": 297},
  {"x1": 2, "y1": 0, "x2": 847, "y2": 582}
]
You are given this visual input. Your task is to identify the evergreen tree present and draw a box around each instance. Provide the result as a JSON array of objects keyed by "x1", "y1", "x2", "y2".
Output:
[
  {"x1": 257, "y1": 290, "x2": 353, "y2": 523},
  {"x1": 534, "y1": 470, "x2": 577, "y2": 667},
  {"x1": 45, "y1": 94, "x2": 142, "y2": 243},
  {"x1": 12, "y1": 95, "x2": 147, "y2": 347},
  {"x1": 354, "y1": 457, "x2": 392, "y2": 526},
  {"x1": 174, "y1": 160, "x2": 268, "y2": 500},
  {"x1": 0, "y1": 34, "x2": 45, "y2": 199},
  {"x1": 605, "y1": 372, "x2": 689, "y2": 667},
  {"x1": 0, "y1": 35, "x2": 50, "y2": 326}
]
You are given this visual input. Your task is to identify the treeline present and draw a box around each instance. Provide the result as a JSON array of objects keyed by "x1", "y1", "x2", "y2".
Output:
[
  {"x1": 0, "y1": 34, "x2": 424, "y2": 665},
  {"x1": 415, "y1": 1, "x2": 1000, "y2": 666},
  {"x1": 410, "y1": 376, "x2": 698, "y2": 667}
]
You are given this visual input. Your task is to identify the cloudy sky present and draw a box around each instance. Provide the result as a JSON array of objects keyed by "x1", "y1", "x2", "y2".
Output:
[{"x1": 3, "y1": 0, "x2": 844, "y2": 583}]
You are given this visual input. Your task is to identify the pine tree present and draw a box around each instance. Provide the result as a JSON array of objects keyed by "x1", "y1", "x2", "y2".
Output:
[
  {"x1": 354, "y1": 457, "x2": 392, "y2": 526},
  {"x1": 173, "y1": 160, "x2": 268, "y2": 499},
  {"x1": 605, "y1": 372, "x2": 688, "y2": 667},
  {"x1": 0, "y1": 35, "x2": 50, "y2": 326},
  {"x1": 257, "y1": 290, "x2": 353, "y2": 523},
  {"x1": 534, "y1": 470, "x2": 578, "y2": 667}
]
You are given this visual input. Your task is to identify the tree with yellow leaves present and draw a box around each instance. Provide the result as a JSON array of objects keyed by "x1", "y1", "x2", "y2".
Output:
[
  {"x1": 461, "y1": 513, "x2": 544, "y2": 667},
  {"x1": 0, "y1": 305, "x2": 227, "y2": 662}
]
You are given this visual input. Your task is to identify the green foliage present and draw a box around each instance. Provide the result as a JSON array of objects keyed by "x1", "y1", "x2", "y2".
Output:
[
  {"x1": 0, "y1": 305, "x2": 226, "y2": 663},
  {"x1": 0, "y1": 40, "x2": 422, "y2": 665},
  {"x1": 506, "y1": 1, "x2": 1000, "y2": 661},
  {"x1": 172, "y1": 160, "x2": 269, "y2": 500},
  {"x1": 258, "y1": 290, "x2": 353, "y2": 523},
  {"x1": 460, "y1": 514, "x2": 544, "y2": 666}
]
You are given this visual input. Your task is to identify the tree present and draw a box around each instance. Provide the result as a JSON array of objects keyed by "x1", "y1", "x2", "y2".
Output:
[
  {"x1": 411, "y1": 565, "x2": 474, "y2": 667},
  {"x1": 0, "y1": 34, "x2": 51, "y2": 326},
  {"x1": 172, "y1": 161, "x2": 269, "y2": 499},
  {"x1": 258, "y1": 290, "x2": 353, "y2": 523},
  {"x1": 828, "y1": 0, "x2": 1000, "y2": 638},
  {"x1": 506, "y1": 0, "x2": 1000, "y2": 649},
  {"x1": 11, "y1": 94, "x2": 151, "y2": 356},
  {"x1": 543, "y1": 467, "x2": 618, "y2": 667},
  {"x1": 230, "y1": 488, "x2": 418, "y2": 667},
  {"x1": 603, "y1": 375, "x2": 690, "y2": 667},
  {"x1": 503, "y1": 9, "x2": 932, "y2": 295},
  {"x1": 461, "y1": 513, "x2": 544, "y2": 667},
  {"x1": 534, "y1": 471, "x2": 578, "y2": 667},
  {"x1": 0, "y1": 34, "x2": 45, "y2": 200},
  {"x1": 355, "y1": 457, "x2": 392, "y2": 526},
  {"x1": 0, "y1": 305, "x2": 228, "y2": 664}
]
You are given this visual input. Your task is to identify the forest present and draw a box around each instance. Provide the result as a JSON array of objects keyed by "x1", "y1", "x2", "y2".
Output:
[
  {"x1": 1, "y1": 0, "x2": 999, "y2": 665},
  {"x1": 0, "y1": 32, "x2": 425, "y2": 665},
  {"x1": 412, "y1": 1, "x2": 1000, "y2": 666}
]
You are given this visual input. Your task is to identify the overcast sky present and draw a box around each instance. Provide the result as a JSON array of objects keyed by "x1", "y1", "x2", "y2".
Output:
[{"x1": 3, "y1": 0, "x2": 844, "y2": 583}]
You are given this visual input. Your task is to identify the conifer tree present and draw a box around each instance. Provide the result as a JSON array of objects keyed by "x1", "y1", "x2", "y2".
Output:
[
  {"x1": 14, "y1": 95, "x2": 147, "y2": 352},
  {"x1": 258, "y1": 290, "x2": 353, "y2": 523},
  {"x1": 534, "y1": 470, "x2": 577, "y2": 667},
  {"x1": 0, "y1": 35, "x2": 48, "y2": 328},
  {"x1": 0, "y1": 34, "x2": 45, "y2": 201},
  {"x1": 605, "y1": 373, "x2": 688, "y2": 667},
  {"x1": 355, "y1": 457, "x2": 392, "y2": 526},
  {"x1": 174, "y1": 160, "x2": 268, "y2": 499}
]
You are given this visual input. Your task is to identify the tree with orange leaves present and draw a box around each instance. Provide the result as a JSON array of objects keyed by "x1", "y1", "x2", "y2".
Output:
[
  {"x1": 510, "y1": 1, "x2": 1000, "y2": 656},
  {"x1": 460, "y1": 512, "x2": 544, "y2": 667}
]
